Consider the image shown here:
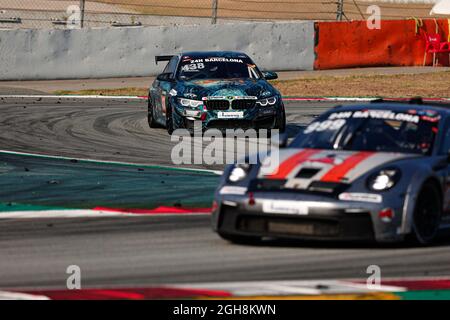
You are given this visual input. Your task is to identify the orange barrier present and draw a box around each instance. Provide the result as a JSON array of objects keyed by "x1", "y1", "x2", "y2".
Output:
[{"x1": 314, "y1": 19, "x2": 450, "y2": 70}]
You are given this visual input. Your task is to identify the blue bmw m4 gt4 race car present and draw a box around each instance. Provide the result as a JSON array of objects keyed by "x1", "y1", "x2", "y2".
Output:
[
  {"x1": 212, "y1": 99, "x2": 450, "y2": 245},
  {"x1": 148, "y1": 51, "x2": 286, "y2": 134}
]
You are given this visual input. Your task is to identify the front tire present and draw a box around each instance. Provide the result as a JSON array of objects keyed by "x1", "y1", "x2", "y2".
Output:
[
  {"x1": 147, "y1": 98, "x2": 159, "y2": 128},
  {"x1": 409, "y1": 181, "x2": 442, "y2": 245},
  {"x1": 166, "y1": 104, "x2": 175, "y2": 135}
]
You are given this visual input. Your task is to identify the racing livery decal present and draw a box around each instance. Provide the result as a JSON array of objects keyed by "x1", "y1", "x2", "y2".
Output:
[{"x1": 149, "y1": 51, "x2": 286, "y2": 133}]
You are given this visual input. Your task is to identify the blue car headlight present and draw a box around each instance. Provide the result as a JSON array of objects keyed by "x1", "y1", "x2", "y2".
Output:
[
  {"x1": 178, "y1": 98, "x2": 203, "y2": 108},
  {"x1": 367, "y1": 168, "x2": 401, "y2": 191},
  {"x1": 256, "y1": 97, "x2": 277, "y2": 107}
]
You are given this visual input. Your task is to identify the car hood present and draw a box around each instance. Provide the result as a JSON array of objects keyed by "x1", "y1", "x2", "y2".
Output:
[
  {"x1": 177, "y1": 79, "x2": 276, "y2": 99},
  {"x1": 258, "y1": 148, "x2": 420, "y2": 189}
]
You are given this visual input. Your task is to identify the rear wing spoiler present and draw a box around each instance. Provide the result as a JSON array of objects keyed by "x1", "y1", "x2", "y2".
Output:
[{"x1": 155, "y1": 55, "x2": 175, "y2": 65}]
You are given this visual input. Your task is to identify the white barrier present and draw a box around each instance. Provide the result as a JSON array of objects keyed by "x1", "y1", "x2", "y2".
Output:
[{"x1": 0, "y1": 22, "x2": 314, "y2": 80}]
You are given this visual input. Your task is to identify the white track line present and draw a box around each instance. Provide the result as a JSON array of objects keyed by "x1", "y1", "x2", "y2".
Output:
[
  {"x1": 284, "y1": 97, "x2": 450, "y2": 102},
  {"x1": 0, "y1": 291, "x2": 50, "y2": 300},
  {"x1": 0, "y1": 209, "x2": 210, "y2": 219},
  {"x1": 0, "y1": 210, "x2": 131, "y2": 219},
  {"x1": 0, "y1": 95, "x2": 146, "y2": 100},
  {"x1": 176, "y1": 279, "x2": 407, "y2": 296},
  {"x1": 2, "y1": 95, "x2": 450, "y2": 102},
  {"x1": 284, "y1": 97, "x2": 375, "y2": 102},
  {"x1": 0, "y1": 149, "x2": 223, "y2": 175},
  {"x1": 349, "y1": 275, "x2": 450, "y2": 282}
]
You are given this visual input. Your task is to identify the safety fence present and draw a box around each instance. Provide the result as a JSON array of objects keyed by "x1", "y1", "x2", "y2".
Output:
[
  {"x1": 0, "y1": 0, "x2": 440, "y2": 29},
  {"x1": 314, "y1": 18, "x2": 450, "y2": 69}
]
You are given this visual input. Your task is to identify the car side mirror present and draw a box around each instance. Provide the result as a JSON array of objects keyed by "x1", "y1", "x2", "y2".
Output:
[
  {"x1": 272, "y1": 133, "x2": 289, "y2": 148},
  {"x1": 156, "y1": 72, "x2": 174, "y2": 82},
  {"x1": 262, "y1": 71, "x2": 278, "y2": 80}
]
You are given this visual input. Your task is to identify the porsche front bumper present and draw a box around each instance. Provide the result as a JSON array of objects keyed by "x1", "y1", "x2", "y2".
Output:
[{"x1": 212, "y1": 190, "x2": 406, "y2": 243}]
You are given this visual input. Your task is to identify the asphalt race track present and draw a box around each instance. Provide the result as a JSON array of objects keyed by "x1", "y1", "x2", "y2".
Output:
[
  {"x1": 0, "y1": 97, "x2": 329, "y2": 170},
  {"x1": 0, "y1": 97, "x2": 449, "y2": 290}
]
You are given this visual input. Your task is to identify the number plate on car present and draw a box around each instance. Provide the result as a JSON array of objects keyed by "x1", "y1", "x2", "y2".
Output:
[
  {"x1": 217, "y1": 111, "x2": 244, "y2": 119},
  {"x1": 262, "y1": 200, "x2": 309, "y2": 215}
]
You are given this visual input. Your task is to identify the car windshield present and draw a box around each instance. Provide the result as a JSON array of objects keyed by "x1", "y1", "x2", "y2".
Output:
[
  {"x1": 290, "y1": 109, "x2": 440, "y2": 155},
  {"x1": 177, "y1": 56, "x2": 260, "y2": 81}
]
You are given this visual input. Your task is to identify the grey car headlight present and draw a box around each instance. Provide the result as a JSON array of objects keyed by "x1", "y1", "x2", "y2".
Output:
[
  {"x1": 367, "y1": 168, "x2": 401, "y2": 191},
  {"x1": 256, "y1": 97, "x2": 277, "y2": 107},
  {"x1": 228, "y1": 164, "x2": 251, "y2": 182},
  {"x1": 179, "y1": 98, "x2": 203, "y2": 108}
]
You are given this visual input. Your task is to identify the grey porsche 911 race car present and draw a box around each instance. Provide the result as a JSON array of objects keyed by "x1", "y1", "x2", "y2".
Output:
[{"x1": 212, "y1": 99, "x2": 450, "y2": 245}]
